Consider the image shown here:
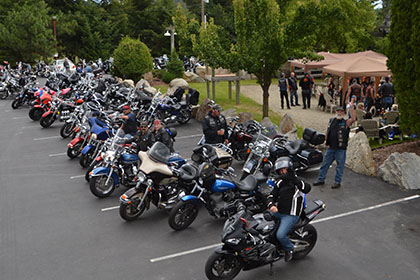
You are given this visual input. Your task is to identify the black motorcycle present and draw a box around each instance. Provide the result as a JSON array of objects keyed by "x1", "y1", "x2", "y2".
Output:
[{"x1": 205, "y1": 200, "x2": 326, "y2": 280}]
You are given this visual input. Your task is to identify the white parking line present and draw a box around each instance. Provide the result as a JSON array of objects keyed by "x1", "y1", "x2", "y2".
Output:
[
  {"x1": 101, "y1": 206, "x2": 120, "y2": 212},
  {"x1": 12, "y1": 116, "x2": 27, "y2": 120},
  {"x1": 33, "y1": 136, "x2": 61, "y2": 141},
  {"x1": 149, "y1": 194, "x2": 420, "y2": 263},
  {"x1": 177, "y1": 134, "x2": 202, "y2": 140},
  {"x1": 49, "y1": 152, "x2": 66, "y2": 157},
  {"x1": 22, "y1": 125, "x2": 41, "y2": 129},
  {"x1": 70, "y1": 175, "x2": 85, "y2": 179}
]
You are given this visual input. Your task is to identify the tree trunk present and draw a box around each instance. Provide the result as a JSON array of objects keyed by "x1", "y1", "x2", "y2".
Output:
[{"x1": 262, "y1": 85, "x2": 270, "y2": 118}]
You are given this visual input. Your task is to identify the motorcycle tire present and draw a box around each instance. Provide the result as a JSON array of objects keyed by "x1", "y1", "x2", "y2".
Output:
[
  {"x1": 89, "y1": 175, "x2": 115, "y2": 198},
  {"x1": 79, "y1": 150, "x2": 94, "y2": 168},
  {"x1": 290, "y1": 224, "x2": 318, "y2": 260},
  {"x1": 168, "y1": 200, "x2": 199, "y2": 231},
  {"x1": 205, "y1": 252, "x2": 242, "y2": 280},
  {"x1": 0, "y1": 90, "x2": 8, "y2": 100},
  {"x1": 29, "y1": 107, "x2": 44, "y2": 121},
  {"x1": 119, "y1": 193, "x2": 147, "y2": 221},
  {"x1": 11, "y1": 99, "x2": 21, "y2": 109},
  {"x1": 40, "y1": 114, "x2": 55, "y2": 128},
  {"x1": 67, "y1": 142, "x2": 83, "y2": 159},
  {"x1": 60, "y1": 122, "x2": 74, "y2": 138},
  {"x1": 177, "y1": 109, "x2": 191, "y2": 124}
]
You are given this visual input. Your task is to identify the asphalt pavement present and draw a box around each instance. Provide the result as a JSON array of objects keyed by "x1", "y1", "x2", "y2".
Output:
[{"x1": 0, "y1": 98, "x2": 419, "y2": 280}]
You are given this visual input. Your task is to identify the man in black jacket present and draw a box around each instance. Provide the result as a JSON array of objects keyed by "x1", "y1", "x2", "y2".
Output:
[
  {"x1": 268, "y1": 157, "x2": 311, "y2": 262},
  {"x1": 299, "y1": 73, "x2": 313, "y2": 109},
  {"x1": 202, "y1": 104, "x2": 228, "y2": 144},
  {"x1": 148, "y1": 119, "x2": 174, "y2": 152}
]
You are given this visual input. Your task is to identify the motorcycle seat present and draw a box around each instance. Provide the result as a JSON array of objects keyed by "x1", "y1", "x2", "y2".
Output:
[
  {"x1": 285, "y1": 140, "x2": 308, "y2": 155},
  {"x1": 178, "y1": 164, "x2": 198, "y2": 182},
  {"x1": 253, "y1": 173, "x2": 268, "y2": 184},
  {"x1": 179, "y1": 101, "x2": 187, "y2": 106},
  {"x1": 236, "y1": 175, "x2": 259, "y2": 192}
]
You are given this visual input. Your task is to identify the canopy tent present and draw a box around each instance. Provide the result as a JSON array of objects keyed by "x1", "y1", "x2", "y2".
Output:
[
  {"x1": 322, "y1": 55, "x2": 391, "y2": 105},
  {"x1": 290, "y1": 50, "x2": 387, "y2": 72}
]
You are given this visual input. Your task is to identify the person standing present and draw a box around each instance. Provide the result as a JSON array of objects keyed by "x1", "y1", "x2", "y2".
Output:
[
  {"x1": 278, "y1": 73, "x2": 290, "y2": 109},
  {"x1": 299, "y1": 73, "x2": 313, "y2": 109},
  {"x1": 288, "y1": 72, "x2": 299, "y2": 106},
  {"x1": 377, "y1": 76, "x2": 395, "y2": 110},
  {"x1": 202, "y1": 104, "x2": 229, "y2": 144},
  {"x1": 313, "y1": 97, "x2": 356, "y2": 189}
]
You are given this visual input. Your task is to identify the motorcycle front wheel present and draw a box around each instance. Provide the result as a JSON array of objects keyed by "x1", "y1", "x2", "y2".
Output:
[
  {"x1": 67, "y1": 142, "x2": 82, "y2": 159},
  {"x1": 205, "y1": 252, "x2": 242, "y2": 280},
  {"x1": 79, "y1": 150, "x2": 94, "y2": 168},
  {"x1": 177, "y1": 109, "x2": 191, "y2": 124},
  {"x1": 119, "y1": 193, "x2": 147, "y2": 221},
  {"x1": 11, "y1": 99, "x2": 21, "y2": 109},
  {"x1": 40, "y1": 114, "x2": 55, "y2": 128},
  {"x1": 60, "y1": 122, "x2": 75, "y2": 138},
  {"x1": 168, "y1": 200, "x2": 199, "y2": 231},
  {"x1": 290, "y1": 224, "x2": 318, "y2": 260},
  {"x1": 29, "y1": 107, "x2": 44, "y2": 121},
  {"x1": 89, "y1": 175, "x2": 115, "y2": 198},
  {"x1": 0, "y1": 90, "x2": 8, "y2": 100}
]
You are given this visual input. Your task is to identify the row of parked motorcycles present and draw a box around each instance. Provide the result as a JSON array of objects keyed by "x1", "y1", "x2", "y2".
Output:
[{"x1": 3, "y1": 64, "x2": 327, "y2": 280}]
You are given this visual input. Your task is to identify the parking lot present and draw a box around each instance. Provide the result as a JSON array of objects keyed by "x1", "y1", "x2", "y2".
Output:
[{"x1": 0, "y1": 99, "x2": 419, "y2": 280}]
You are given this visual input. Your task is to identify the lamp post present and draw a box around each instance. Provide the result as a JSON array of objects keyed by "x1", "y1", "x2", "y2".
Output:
[
  {"x1": 52, "y1": 16, "x2": 57, "y2": 54},
  {"x1": 164, "y1": 25, "x2": 176, "y2": 53}
]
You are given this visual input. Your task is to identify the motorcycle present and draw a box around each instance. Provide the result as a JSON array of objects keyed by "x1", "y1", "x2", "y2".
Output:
[
  {"x1": 167, "y1": 161, "x2": 271, "y2": 231},
  {"x1": 205, "y1": 200, "x2": 326, "y2": 280},
  {"x1": 28, "y1": 89, "x2": 52, "y2": 121},
  {"x1": 119, "y1": 142, "x2": 193, "y2": 221},
  {"x1": 39, "y1": 93, "x2": 82, "y2": 128},
  {"x1": 11, "y1": 81, "x2": 38, "y2": 109}
]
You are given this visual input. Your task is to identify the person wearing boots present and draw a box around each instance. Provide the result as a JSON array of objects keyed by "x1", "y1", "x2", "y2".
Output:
[
  {"x1": 267, "y1": 157, "x2": 311, "y2": 262},
  {"x1": 278, "y1": 73, "x2": 291, "y2": 109},
  {"x1": 202, "y1": 104, "x2": 229, "y2": 145}
]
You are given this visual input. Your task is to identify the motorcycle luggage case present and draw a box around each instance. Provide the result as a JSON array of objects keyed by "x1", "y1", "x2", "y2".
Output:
[
  {"x1": 188, "y1": 88, "x2": 200, "y2": 105},
  {"x1": 213, "y1": 147, "x2": 233, "y2": 169},
  {"x1": 172, "y1": 87, "x2": 185, "y2": 103},
  {"x1": 300, "y1": 148, "x2": 323, "y2": 165},
  {"x1": 303, "y1": 128, "x2": 325, "y2": 146}
]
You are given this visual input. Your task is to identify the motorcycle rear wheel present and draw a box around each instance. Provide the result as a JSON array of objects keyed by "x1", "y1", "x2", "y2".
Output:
[
  {"x1": 205, "y1": 252, "x2": 242, "y2": 280},
  {"x1": 168, "y1": 200, "x2": 199, "y2": 231},
  {"x1": 89, "y1": 175, "x2": 115, "y2": 198},
  {"x1": 119, "y1": 193, "x2": 147, "y2": 221},
  {"x1": 29, "y1": 107, "x2": 44, "y2": 121},
  {"x1": 40, "y1": 114, "x2": 55, "y2": 128},
  {"x1": 290, "y1": 224, "x2": 318, "y2": 260},
  {"x1": 177, "y1": 109, "x2": 191, "y2": 124}
]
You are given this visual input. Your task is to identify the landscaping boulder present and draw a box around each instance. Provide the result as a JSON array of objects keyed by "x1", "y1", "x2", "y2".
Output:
[
  {"x1": 122, "y1": 79, "x2": 134, "y2": 88},
  {"x1": 184, "y1": 72, "x2": 205, "y2": 83},
  {"x1": 195, "y1": 98, "x2": 213, "y2": 121},
  {"x1": 377, "y1": 152, "x2": 420, "y2": 190},
  {"x1": 167, "y1": 78, "x2": 189, "y2": 95},
  {"x1": 345, "y1": 132, "x2": 376, "y2": 176},
  {"x1": 195, "y1": 65, "x2": 207, "y2": 79},
  {"x1": 221, "y1": 108, "x2": 237, "y2": 119},
  {"x1": 238, "y1": 112, "x2": 254, "y2": 124},
  {"x1": 279, "y1": 114, "x2": 296, "y2": 134},
  {"x1": 142, "y1": 71, "x2": 154, "y2": 83},
  {"x1": 191, "y1": 105, "x2": 200, "y2": 118},
  {"x1": 135, "y1": 79, "x2": 151, "y2": 89}
]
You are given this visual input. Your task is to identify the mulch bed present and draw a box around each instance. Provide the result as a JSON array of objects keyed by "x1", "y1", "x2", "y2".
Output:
[{"x1": 372, "y1": 140, "x2": 420, "y2": 170}]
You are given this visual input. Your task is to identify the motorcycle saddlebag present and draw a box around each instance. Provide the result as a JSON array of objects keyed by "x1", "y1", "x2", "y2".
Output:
[
  {"x1": 303, "y1": 128, "x2": 325, "y2": 146},
  {"x1": 300, "y1": 147, "x2": 323, "y2": 165},
  {"x1": 187, "y1": 88, "x2": 200, "y2": 105},
  {"x1": 172, "y1": 87, "x2": 185, "y2": 103}
]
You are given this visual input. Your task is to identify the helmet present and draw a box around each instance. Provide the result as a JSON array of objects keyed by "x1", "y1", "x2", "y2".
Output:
[{"x1": 274, "y1": 157, "x2": 295, "y2": 180}]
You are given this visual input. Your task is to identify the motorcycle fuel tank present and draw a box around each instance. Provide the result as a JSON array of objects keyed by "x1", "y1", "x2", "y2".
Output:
[
  {"x1": 122, "y1": 153, "x2": 139, "y2": 164},
  {"x1": 211, "y1": 179, "x2": 236, "y2": 193}
]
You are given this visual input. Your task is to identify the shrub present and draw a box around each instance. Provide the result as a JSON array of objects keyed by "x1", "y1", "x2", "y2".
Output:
[
  {"x1": 161, "y1": 71, "x2": 177, "y2": 84},
  {"x1": 166, "y1": 50, "x2": 185, "y2": 79},
  {"x1": 112, "y1": 36, "x2": 153, "y2": 82}
]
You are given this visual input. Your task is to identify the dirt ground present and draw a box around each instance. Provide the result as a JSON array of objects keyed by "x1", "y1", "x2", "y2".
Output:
[{"x1": 372, "y1": 140, "x2": 420, "y2": 170}]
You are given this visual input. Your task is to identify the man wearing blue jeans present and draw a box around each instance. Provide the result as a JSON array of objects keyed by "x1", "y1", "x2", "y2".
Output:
[{"x1": 314, "y1": 98, "x2": 355, "y2": 189}]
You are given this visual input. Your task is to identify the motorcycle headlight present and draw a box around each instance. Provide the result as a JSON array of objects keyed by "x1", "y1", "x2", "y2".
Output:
[
  {"x1": 105, "y1": 151, "x2": 115, "y2": 161},
  {"x1": 137, "y1": 171, "x2": 146, "y2": 184},
  {"x1": 255, "y1": 145, "x2": 264, "y2": 156},
  {"x1": 264, "y1": 151, "x2": 270, "y2": 158},
  {"x1": 225, "y1": 238, "x2": 241, "y2": 245},
  {"x1": 91, "y1": 133, "x2": 97, "y2": 140}
]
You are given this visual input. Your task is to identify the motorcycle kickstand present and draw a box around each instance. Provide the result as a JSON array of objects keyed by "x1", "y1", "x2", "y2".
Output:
[{"x1": 269, "y1": 263, "x2": 273, "y2": 276}]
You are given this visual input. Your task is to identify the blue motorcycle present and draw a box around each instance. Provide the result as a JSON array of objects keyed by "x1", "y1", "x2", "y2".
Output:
[
  {"x1": 167, "y1": 162, "x2": 272, "y2": 231},
  {"x1": 79, "y1": 117, "x2": 114, "y2": 168}
]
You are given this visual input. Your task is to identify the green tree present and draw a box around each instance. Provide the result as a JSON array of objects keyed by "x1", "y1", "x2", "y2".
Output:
[
  {"x1": 112, "y1": 36, "x2": 153, "y2": 82},
  {"x1": 0, "y1": 0, "x2": 54, "y2": 63},
  {"x1": 166, "y1": 50, "x2": 185, "y2": 78},
  {"x1": 387, "y1": 0, "x2": 420, "y2": 134}
]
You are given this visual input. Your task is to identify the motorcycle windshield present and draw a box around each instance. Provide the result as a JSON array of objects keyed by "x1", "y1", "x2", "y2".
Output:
[{"x1": 147, "y1": 142, "x2": 170, "y2": 163}]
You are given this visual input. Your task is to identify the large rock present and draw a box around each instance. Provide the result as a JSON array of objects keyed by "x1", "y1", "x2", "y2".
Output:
[
  {"x1": 278, "y1": 114, "x2": 296, "y2": 134},
  {"x1": 238, "y1": 112, "x2": 254, "y2": 124},
  {"x1": 184, "y1": 71, "x2": 205, "y2": 83},
  {"x1": 122, "y1": 79, "x2": 134, "y2": 88},
  {"x1": 191, "y1": 105, "x2": 200, "y2": 119},
  {"x1": 345, "y1": 132, "x2": 376, "y2": 176},
  {"x1": 221, "y1": 108, "x2": 237, "y2": 119},
  {"x1": 142, "y1": 71, "x2": 154, "y2": 83},
  {"x1": 135, "y1": 79, "x2": 151, "y2": 89},
  {"x1": 195, "y1": 98, "x2": 213, "y2": 121},
  {"x1": 378, "y1": 152, "x2": 420, "y2": 190},
  {"x1": 195, "y1": 66, "x2": 207, "y2": 79},
  {"x1": 167, "y1": 78, "x2": 189, "y2": 95}
]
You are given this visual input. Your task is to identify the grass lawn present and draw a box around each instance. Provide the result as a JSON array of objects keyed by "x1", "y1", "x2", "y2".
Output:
[{"x1": 370, "y1": 136, "x2": 420, "y2": 149}]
